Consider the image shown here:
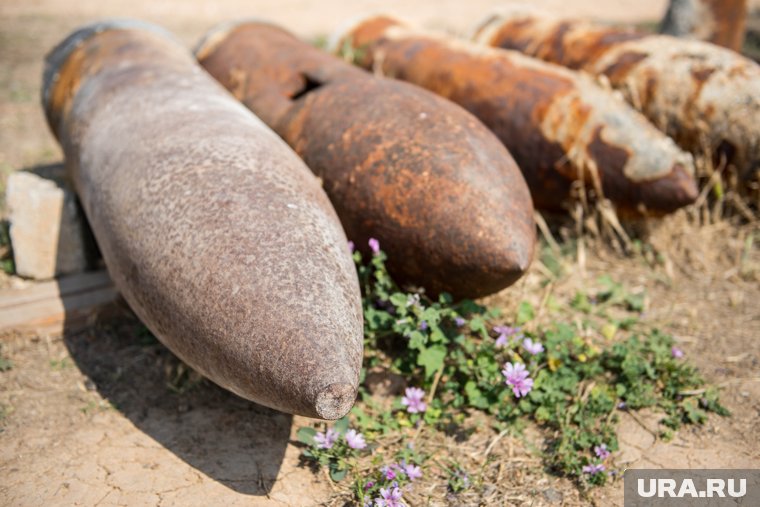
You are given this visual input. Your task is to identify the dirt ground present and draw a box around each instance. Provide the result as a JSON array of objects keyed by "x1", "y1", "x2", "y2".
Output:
[{"x1": 1, "y1": 1, "x2": 759, "y2": 506}]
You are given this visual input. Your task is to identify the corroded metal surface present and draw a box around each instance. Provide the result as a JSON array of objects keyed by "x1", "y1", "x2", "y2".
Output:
[
  {"x1": 474, "y1": 7, "x2": 760, "y2": 182},
  {"x1": 43, "y1": 20, "x2": 364, "y2": 420},
  {"x1": 197, "y1": 21, "x2": 536, "y2": 298},
  {"x1": 661, "y1": 0, "x2": 747, "y2": 51},
  {"x1": 337, "y1": 16, "x2": 697, "y2": 214}
]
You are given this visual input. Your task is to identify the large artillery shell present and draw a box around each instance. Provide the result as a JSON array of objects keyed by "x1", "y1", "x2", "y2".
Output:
[
  {"x1": 660, "y1": 0, "x2": 747, "y2": 51},
  {"x1": 43, "y1": 21, "x2": 363, "y2": 420},
  {"x1": 474, "y1": 8, "x2": 760, "y2": 182},
  {"x1": 196, "y1": 21, "x2": 535, "y2": 299},
  {"x1": 336, "y1": 16, "x2": 697, "y2": 214}
]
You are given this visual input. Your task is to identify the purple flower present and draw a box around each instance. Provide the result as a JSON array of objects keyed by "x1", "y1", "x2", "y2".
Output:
[
  {"x1": 369, "y1": 238, "x2": 380, "y2": 254},
  {"x1": 401, "y1": 460, "x2": 422, "y2": 481},
  {"x1": 375, "y1": 486, "x2": 404, "y2": 507},
  {"x1": 502, "y1": 362, "x2": 534, "y2": 398},
  {"x1": 401, "y1": 387, "x2": 427, "y2": 413},
  {"x1": 671, "y1": 346, "x2": 684, "y2": 358},
  {"x1": 582, "y1": 463, "x2": 605, "y2": 474},
  {"x1": 345, "y1": 429, "x2": 367, "y2": 450},
  {"x1": 455, "y1": 317, "x2": 466, "y2": 327},
  {"x1": 364, "y1": 481, "x2": 375, "y2": 490},
  {"x1": 594, "y1": 444, "x2": 610, "y2": 459},
  {"x1": 313, "y1": 428, "x2": 338, "y2": 449},
  {"x1": 494, "y1": 325, "x2": 522, "y2": 347},
  {"x1": 617, "y1": 401, "x2": 628, "y2": 410},
  {"x1": 380, "y1": 465, "x2": 397, "y2": 481},
  {"x1": 348, "y1": 241, "x2": 355, "y2": 253},
  {"x1": 419, "y1": 321, "x2": 428, "y2": 331},
  {"x1": 522, "y1": 337, "x2": 544, "y2": 355}
]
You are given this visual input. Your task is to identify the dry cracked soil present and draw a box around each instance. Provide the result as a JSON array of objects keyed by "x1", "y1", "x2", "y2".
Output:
[{"x1": 1, "y1": 0, "x2": 759, "y2": 505}]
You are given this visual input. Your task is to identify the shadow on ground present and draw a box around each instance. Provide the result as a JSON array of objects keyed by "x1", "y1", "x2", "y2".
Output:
[
  {"x1": 63, "y1": 313, "x2": 292, "y2": 496},
  {"x1": 16, "y1": 161, "x2": 293, "y2": 497}
]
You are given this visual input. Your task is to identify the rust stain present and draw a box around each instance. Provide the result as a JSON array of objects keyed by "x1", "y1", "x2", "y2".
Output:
[
  {"x1": 197, "y1": 21, "x2": 536, "y2": 298},
  {"x1": 476, "y1": 10, "x2": 760, "y2": 182},
  {"x1": 339, "y1": 16, "x2": 698, "y2": 214},
  {"x1": 602, "y1": 51, "x2": 648, "y2": 82}
]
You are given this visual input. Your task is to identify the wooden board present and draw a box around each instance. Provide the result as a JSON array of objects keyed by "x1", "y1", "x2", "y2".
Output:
[{"x1": 0, "y1": 270, "x2": 121, "y2": 336}]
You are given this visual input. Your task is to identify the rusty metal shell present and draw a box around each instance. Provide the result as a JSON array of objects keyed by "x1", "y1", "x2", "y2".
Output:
[
  {"x1": 196, "y1": 21, "x2": 536, "y2": 299},
  {"x1": 43, "y1": 20, "x2": 364, "y2": 420},
  {"x1": 335, "y1": 16, "x2": 697, "y2": 214},
  {"x1": 474, "y1": 7, "x2": 760, "y2": 182},
  {"x1": 660, "y1": 0, "x2": 748, "y2": 52}
]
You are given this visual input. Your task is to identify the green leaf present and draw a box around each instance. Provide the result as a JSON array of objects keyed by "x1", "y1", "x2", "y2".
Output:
[
  {"x1": 421, "y1": 307, "x2": 442, "y2": 326},
  {"x1": 534, "y1": 406, "x2": 551, "y2": 422},
  {"x1": 429, "y1": 327, "x2": 447, "y2": 344},
  {"x1": 296, "y1": 426, "x2": 316, "y2": 445},
  {"x1": 625, "y1": 293, "x2": 645, "y2": 312},
  {"x1": 389, "y1": 292, "x2": 408, "y2": 308},
  {"x1": 469, "y1": 316, "x2": 488, "y2": 338},
  {"x1": 329, "y1": 466, "x2": 348, "y2": 482},
  {"x1": 516, "y1": 301, "x2": 535, "y2": 325},
  {"x1": 464, "y1": 381, "x2": 489, "y2": 409},
  {"x1": 571, "y1": 292, "x2": 592, "y2": 313},
  {"x1": 333, "y1": 416, "x2": 350, "y2": 434},
  {"x1": 408, "y1": 331, "x2": 426, "y2": 350},
  {"x1": 418, "y1": 346, "x2": 446, "y2": 378}
]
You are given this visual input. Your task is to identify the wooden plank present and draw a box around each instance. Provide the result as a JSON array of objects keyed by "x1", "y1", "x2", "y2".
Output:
[
  {"x1": 0, "y1": 270, "x2": 121, "y2": 335},
  {"x1": 0, "y1": 270, "x2": 112, "y2": 309}
]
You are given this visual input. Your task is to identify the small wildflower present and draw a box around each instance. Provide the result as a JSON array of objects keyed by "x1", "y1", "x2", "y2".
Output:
[
  {"x1": 375, "y1": 486, "x2": 404, "y2": 507},
  {"x1": 671, "y1": 346, "x2": 684, "y2": 358},
  {"x1": 522, "y1": 337, "x2": 544, "y2": 355},
  {"x1": 364, "y1": 481, "x2": 375, "y2": 491},
  {"x1": 594, "y1": 444, "x2": 610, "y2": 459},
  {"x1": 494, "y1": 325, "x2": 522, "y2": 347},
  {"x1": 617, "y1": 401, "x2": 628, "y2": 410},
  {"x1": 406, "y1": 293, "x2": 421, "y2": 308},
  {"x1": 345, "y1": 429, "x2": 367, "y2": 450},
  {"x1": 313, "y1": 428, "x2": 338, "y2": 449},
  {"x1": 401, "y1": 460, "x2": 422, "y2": 481},
  {"x1": 401, "y1": 387, "x2": 427, "y2": 413},
  {"x1": 369, "y1": 238, "x2": 380, "y2": 254},
  {"x1": 502, "y1": 362, "x2": 534, "y2": 398},
  {"x1": 380, "y1": 465, "x2": 397, "y2": 481},
  {"x1": 454, "y1": 316, "x2": 466, "y2": 327},
  {"x1": 419, "y1": 320, "x2": 428, "y2": 331},
  {"x1": 348, "y1": 241, "x2": 355, "y2": 253},
  {"x1": 582, "y1": 463, "x2": 605, "y2": 475}
]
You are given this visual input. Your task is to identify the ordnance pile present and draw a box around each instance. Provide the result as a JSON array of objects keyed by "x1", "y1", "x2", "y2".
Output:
[
  {"x1": 474, "y1": 6, "x2": 760, "y2": 184},
  {"x1": 37, "y1": 8, "x2": 758, "y2": 418}
]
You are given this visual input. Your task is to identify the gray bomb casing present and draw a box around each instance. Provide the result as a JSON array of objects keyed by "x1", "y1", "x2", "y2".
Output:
[{"x1": 43, "y1": 20, "x2": 363, "y2": 420}]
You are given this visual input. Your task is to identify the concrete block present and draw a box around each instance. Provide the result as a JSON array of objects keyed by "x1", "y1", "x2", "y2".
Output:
[{"x1": 6, "y1": 168, "x2": 92, "y2": 280}]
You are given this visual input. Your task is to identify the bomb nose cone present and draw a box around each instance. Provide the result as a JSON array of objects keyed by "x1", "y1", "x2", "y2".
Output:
[{"x1": 316, "y1": 383, "x2": 358, "y2": 420}]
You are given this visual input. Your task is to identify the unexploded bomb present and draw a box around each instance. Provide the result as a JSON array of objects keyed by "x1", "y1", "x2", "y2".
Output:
[
  {"x1": 43, "y1": 20, "x2": 364, "y2": 420},
  {"x1": 197, "y1": 21, "x2": 536, "y2": 298},
  {"x1": 336, "y1": 16, "x2": 698, "y2": 214},
  {"x1": 474, "y1": 7, "x2": 760, "y2": 183}
]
